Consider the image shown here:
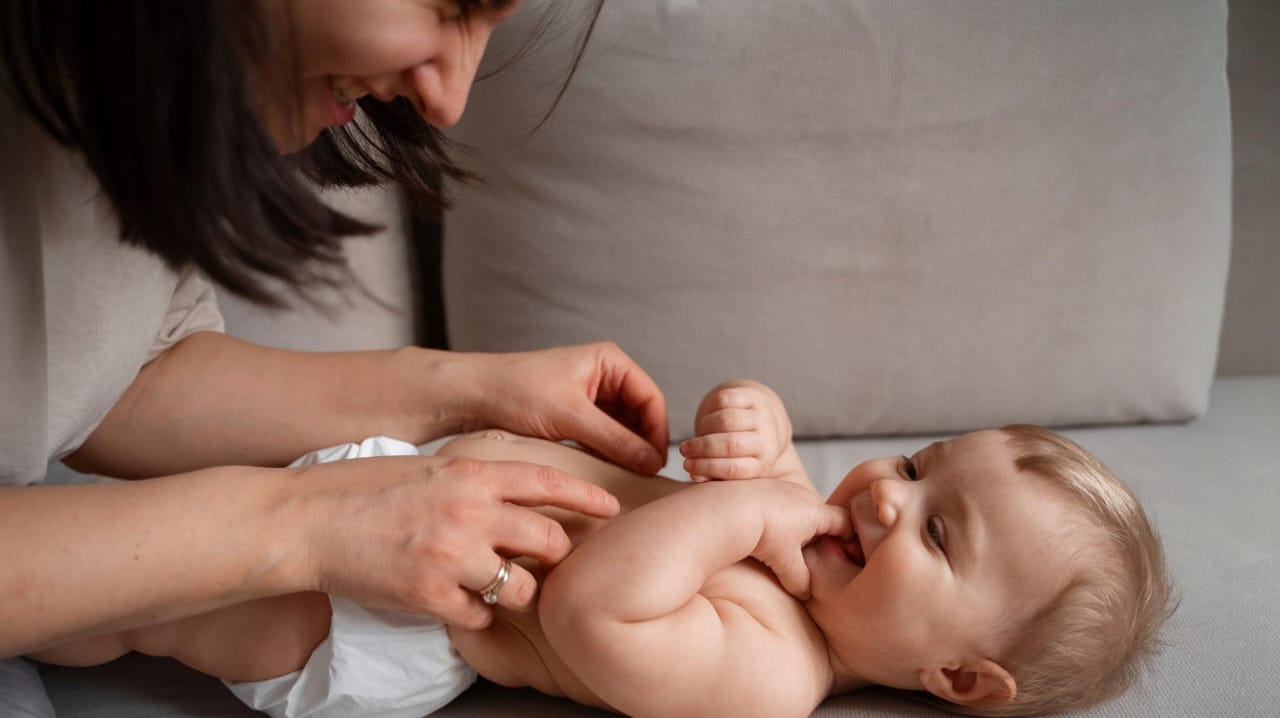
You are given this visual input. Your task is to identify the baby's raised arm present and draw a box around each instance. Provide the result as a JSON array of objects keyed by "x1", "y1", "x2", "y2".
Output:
[
  {"x1": 540, "y1": 479, "x2": 850, "y2": 718},
  {"x1": 679, "y1": 380, "x2": 815, "y2": 491}
]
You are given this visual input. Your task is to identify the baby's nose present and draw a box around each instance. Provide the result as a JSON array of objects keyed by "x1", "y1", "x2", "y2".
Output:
[{"x1": 870, "y1": 479, "x2": 903, "y2": 528}]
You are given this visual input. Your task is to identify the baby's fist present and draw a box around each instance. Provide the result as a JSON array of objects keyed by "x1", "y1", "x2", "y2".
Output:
[{"x1": 678, "y1": 380, "x2": 791, "y2": 482}]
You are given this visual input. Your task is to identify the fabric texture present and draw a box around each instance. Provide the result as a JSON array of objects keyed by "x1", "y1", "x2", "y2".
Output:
[
  {"x1": 0, "y1": 658, "x2": 55, "y2": 718},
  {"x1": 217, "y1": 185, "x2": 421, "y2": 353},
  {"x1": 225, "y1": 436, "x2": 478, "y2": 718},
  {"x1": 0, "y1": 97, "x2": 224, "y2": 485},
  {"x1": 442, "y1": 0, "x2": 1232, "y2": 438}
]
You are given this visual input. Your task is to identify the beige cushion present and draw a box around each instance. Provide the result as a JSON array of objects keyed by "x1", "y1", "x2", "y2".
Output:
[
  {"x1": 218, "y1": 185, "x2": 419, "y2": 352},
  {"x1": 444, "y1": 1, "x2": 1231, "y2": 438}
]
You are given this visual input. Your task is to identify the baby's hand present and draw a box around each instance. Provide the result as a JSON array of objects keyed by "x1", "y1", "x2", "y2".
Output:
[
  {"x1": 679, "y1": 380, "x2": 792, "y2": 482},
  {"x1": 747, "y1": 481, "x2": 852, "y2": 599}
]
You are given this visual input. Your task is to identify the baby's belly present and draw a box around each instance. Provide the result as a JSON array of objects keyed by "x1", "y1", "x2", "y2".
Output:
[{"x1": 436, "y1": 430, "x2": 686, "y2": 708}]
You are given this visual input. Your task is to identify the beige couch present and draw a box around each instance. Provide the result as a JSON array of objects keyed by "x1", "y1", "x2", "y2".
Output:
[{"x1": 39, "y1": 1, "x2": 1279, "y2": 716}]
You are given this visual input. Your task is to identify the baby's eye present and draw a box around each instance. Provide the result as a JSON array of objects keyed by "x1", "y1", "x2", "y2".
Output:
[
  {"x1": 899, "y1": 455, "x2": 919, "y2": 481},
  {"x1": 926, "y1": 516, "x2": 946, "y2": 552}
]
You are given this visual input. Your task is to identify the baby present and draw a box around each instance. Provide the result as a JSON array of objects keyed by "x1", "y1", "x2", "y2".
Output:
[{"x1": 33, "y1": 380, "x2": 1173, "y2": 717}]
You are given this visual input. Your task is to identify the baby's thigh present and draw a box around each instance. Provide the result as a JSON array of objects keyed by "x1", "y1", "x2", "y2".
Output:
[{"x1": 131, "y1": 592, "x2": 332, "y2": 683}]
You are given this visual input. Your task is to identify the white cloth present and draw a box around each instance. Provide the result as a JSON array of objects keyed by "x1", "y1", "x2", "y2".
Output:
[
  {"x1": 225, "y1": 436, "x2": 478, "y2": 718},
  {"x1": 0, "y1": 96, "x2": 224, "y2": 485}
]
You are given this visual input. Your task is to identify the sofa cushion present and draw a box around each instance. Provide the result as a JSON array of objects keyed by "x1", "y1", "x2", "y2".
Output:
[
  {"x1": 39, "y1": 377, "x2": 1280, "y2": 716},
  {"x1": 442, "y1": 1, "x2": 1231, "y2": 438}
]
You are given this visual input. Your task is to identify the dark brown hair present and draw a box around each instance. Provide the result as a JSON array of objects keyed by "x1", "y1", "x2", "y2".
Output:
[{"x1": 1, "y1": 0, "x2": 598, "y2": 305}]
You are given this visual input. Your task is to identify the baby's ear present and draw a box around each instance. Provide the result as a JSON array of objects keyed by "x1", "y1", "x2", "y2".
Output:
[{"x1": 919, "y1": 659, "x2": 1016, "y2": 708}]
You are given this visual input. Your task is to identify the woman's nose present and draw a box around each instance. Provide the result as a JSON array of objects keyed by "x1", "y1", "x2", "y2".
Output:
[
  {"x1": 408, "y1": 6, "x2": 508, "y2": 127},
  {"x1": 410, "y1": 62, "x2": 475, "y2": 128}
]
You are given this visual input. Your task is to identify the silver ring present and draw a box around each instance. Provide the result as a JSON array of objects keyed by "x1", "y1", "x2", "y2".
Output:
[{"x1": 479, "y1": 558, "x2": 511, "y2": 605}]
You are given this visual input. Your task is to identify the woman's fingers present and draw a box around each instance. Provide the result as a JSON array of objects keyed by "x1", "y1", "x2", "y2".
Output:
[
  {"x1": 478, "y1": 460, "x2": 620, "y2": 518},
  {"x1": 443, "y1": 558, "x2": 539, "y2": 628},
  {"x1": 571, "y1": 409, "x2": 667, "y2": 476},
  {"x1": 591, "y1": 345, "x2": 669, "y2": 472},
  {"x1": 432, "y1": 586, "x2": 496, "y2": 630},
  {"x1": 489, "y1": 501, "x2": 576, "y2": 566},
  {"x1": 473, "y1": 555, "x2": 540, "y2": 614}
]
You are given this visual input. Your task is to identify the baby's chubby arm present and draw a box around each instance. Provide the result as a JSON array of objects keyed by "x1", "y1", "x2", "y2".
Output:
[
  {"x1": 540, "y1": 479, "x2": 851, "y2": 718},
  {"x1": 679, "y1": 380, "x2": 815, "y2": 491}
]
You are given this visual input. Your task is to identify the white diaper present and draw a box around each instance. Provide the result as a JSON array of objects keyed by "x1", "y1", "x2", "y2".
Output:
[
  {"x1": 284, "y1": 435, "x2": 422, "y2": 467},
  {"x1": 225, "y1": 436, "x2": 478, "y2": 718},
  {"x1": 225, "y1": 597, "x2": 477, "y2": 718}
]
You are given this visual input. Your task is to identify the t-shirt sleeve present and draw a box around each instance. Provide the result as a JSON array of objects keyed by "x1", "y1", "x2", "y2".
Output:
[{"x1": 145, "y1": 264, "x2": 225, "y2": 363}]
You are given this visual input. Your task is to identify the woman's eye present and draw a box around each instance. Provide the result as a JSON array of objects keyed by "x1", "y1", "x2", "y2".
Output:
[
  {"x1": 926, "y1": 516, "x2": 946, "y2": 552},
  {"x1": 899, "y1": 455, "x2": 919, "y2": 481},
  {"x1": 440, "y1": 1, "x2": 466, "y2": 21}
]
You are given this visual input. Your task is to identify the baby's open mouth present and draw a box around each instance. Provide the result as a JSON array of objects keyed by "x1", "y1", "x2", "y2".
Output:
[{"x1": 841, "y1": 532, "x2": 866, "y2": 567}]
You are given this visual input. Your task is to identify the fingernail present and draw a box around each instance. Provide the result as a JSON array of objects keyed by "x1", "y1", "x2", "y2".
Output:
[{"x1": 635, "y1": 450, "x2": 659, "y2": 473}]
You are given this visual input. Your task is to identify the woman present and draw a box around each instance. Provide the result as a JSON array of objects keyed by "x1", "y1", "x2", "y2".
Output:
[{"x1": 0, "y1": 0, "x2": 662, "y2": 687}]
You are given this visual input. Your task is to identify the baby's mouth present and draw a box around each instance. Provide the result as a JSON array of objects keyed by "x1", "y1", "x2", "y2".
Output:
[{"x1": 841, "y1": 532, "x2": 866, "y2": 567}]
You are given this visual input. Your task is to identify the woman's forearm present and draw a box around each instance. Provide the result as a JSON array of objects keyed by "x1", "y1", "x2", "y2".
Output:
[
  {"x1": 68, "y1": 332, "x2": 471, "y2": 477},
  {"x1": 0, "y1": 466, "x2": 306, "y2": 657}
]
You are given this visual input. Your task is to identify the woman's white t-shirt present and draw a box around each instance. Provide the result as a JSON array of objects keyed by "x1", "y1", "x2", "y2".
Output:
[{"x1": 0, "y1": 97, "x2": 224, "y2": 485}]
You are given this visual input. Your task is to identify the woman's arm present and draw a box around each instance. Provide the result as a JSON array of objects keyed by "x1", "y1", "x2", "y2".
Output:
[
  {"x1": 2, "y1": 452, "x2": 619, "y2": 658},
  {"x1": 69, "y1": 333, "x2": 668, "y2": 478},
  {"x1": 540, "y1": 480, "x2": 850, "y2": 718},
  {"x1": 1, "y1": 466, "x2": 300, "y2": 657}
]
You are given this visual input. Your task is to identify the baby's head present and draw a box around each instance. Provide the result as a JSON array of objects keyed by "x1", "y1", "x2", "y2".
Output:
[{"x1": 802, "y1": 426, "x2": 1172, "y2": 715}]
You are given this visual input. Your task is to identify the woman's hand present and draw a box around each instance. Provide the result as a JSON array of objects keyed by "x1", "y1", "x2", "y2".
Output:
[
  {"x1": 294, "y1": 454, "x2": 620, "y2": 629},
  {"x1": 457, "y1": 342, "x2": 669, "y2": 475},
  {"x1": 678, "y1": 380, "x2": 793, "y2": 482}
]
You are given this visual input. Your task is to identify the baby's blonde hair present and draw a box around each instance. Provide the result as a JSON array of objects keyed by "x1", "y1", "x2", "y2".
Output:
[{"x1": 946, "y1": 425, "x2": 1175, "y2": 716}]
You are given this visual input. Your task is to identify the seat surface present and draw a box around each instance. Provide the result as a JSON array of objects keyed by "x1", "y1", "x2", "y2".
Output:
[{"x1": 39, "y1": 376, "x2": 1280, "y2": 717}]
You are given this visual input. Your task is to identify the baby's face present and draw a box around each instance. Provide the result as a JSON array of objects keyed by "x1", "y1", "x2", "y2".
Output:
[{"x1": 803, "y1": 430, "x2": 1077, "y2": 690}]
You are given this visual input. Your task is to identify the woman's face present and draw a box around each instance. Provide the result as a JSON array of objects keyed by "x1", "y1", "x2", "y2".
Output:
[{"x1": 260, "y1": 0, "x2": 521, "y2": 152}]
